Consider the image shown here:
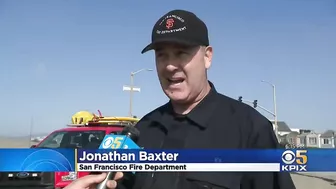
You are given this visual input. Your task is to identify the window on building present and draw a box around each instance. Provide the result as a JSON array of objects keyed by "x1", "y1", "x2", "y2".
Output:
[
  {"x1": 298, "y1": 138, "x2": 304, "y2": 144},
  {"x1": 308, "y1": 137, "x2": 317, "y2": 145},
  {"x1": 322, "y1": 138, "x2": 331, "y2": 145}
]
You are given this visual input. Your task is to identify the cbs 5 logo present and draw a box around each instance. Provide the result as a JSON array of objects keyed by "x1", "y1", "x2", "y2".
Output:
[
  {"x1": 101, "y1": 136, "x2": 125, "y2": 149},
  {"x1": 282, "y1": 150, "x2": 307, "y2": 164}
]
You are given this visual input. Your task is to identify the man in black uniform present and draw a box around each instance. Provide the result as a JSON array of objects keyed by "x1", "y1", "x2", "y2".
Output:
[{"x1": 65, "y1": 9, "x2": 296, "y2": 189}]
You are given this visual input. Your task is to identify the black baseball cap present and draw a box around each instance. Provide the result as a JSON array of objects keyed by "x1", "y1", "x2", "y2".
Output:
[{"x1": 141, "y1": 9, "x2": 209, "y2": 54}]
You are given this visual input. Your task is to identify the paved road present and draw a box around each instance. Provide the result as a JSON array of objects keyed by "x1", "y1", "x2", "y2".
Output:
[{"x1": 292, "y1": 172, "x2": 336, "y2": 189}]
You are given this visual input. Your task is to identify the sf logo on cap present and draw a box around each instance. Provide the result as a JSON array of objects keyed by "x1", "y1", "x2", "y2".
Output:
[{"x1": 166, "y1": 18, "x2": 174, "y2": 29}]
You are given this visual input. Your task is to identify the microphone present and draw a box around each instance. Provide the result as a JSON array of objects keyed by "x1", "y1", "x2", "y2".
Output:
[{"x1": 96, "y1": 126, "x2": 140, "y2": 189}]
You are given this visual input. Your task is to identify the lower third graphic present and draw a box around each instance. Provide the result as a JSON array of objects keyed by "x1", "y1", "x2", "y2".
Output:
[{"x1": 20, "y1": 149, "x2": 73, "y2": 171}]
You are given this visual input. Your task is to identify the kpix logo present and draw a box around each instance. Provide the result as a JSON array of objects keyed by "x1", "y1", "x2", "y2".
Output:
[{"x1": 281, "y1": 150, "x2": 307, "y2": 171}]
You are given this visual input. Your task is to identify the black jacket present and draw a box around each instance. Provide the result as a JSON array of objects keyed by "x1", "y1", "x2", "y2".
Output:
[{"x1": 117, "y1": 82, "x2": 296, "y2": 189}]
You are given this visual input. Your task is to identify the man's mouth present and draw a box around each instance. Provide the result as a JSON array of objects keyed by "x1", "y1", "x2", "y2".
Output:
[{"x1": 167, "y1": 78, "x2": 185, "y2": 85}]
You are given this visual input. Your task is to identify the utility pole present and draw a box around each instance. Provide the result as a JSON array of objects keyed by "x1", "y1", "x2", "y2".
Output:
[
  {"x1": 123, "y1": 68, "x2": 153, "y2": 117},
  {"x1": 29, "y1": 116, "x2": 34, "y2": 147},
  {"x1": 261, "y1": 80, "x2": 278, "y2": 142},
  {"x1": 129, "y1": 73, "x2": 135, "y2": 118}
]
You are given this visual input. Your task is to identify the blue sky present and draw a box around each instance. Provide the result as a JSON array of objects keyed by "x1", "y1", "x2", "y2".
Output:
[{"x1": 0, "y1": 0, "x2": 335, "y2": 136}]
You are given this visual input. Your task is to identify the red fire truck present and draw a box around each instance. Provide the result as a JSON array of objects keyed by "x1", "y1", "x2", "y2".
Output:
[{"x1": 0, "y1": 111, "x2": 139, "y2": 189}]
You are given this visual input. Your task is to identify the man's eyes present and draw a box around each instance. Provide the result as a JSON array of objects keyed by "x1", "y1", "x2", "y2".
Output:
[
  {"x1": 177, "y1": 51, "x2": 188, "y2": 55},
  {"x1": 156, "y1": 51, "x2": 188, "y2": 57}
]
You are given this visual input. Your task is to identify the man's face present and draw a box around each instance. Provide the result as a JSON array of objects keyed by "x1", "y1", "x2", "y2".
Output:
[{"x1": 154, "y1": 43, "x2": 212, "y2": 103}]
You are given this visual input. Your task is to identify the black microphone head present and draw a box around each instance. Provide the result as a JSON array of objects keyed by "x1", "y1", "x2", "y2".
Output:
[{"x1": 121, "y1": 126, "x2": 140, "y2": 142}]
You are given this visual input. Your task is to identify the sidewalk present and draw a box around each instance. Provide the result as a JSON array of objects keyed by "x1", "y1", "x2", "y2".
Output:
[
  {"x1": 291, "y1": 174, "x2": 336, "y2": 189},
  {"x1": 294, "y1": 172, "x2": 336, "y2": 184}
]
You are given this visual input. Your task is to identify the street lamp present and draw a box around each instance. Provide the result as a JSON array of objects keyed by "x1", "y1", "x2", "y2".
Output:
[
  {"x1": 261, "y1": 80, "x2": 278, "y2": 141},
  {"x1": 123, "y1": 68, "x2": 153, "y2": 117}
]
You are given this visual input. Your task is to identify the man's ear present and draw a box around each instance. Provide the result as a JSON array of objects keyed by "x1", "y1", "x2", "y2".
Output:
[{"x1": 204, "y1": 46, "x2": 213, "y2": 69}]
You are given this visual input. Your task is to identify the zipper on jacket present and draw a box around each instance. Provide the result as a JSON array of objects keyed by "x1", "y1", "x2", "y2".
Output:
[
  {"x1": 173, "y1": 172, "x2": 181, "y2": 189},
  {"x1": 147, "y1": 140, "x2": 165, "y2": 189}
]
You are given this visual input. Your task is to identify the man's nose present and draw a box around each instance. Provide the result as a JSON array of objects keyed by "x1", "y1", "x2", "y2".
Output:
[
  {"x1": 166, "y1": 63, "x2": 179, "y2": 72},
  {"x1": 165, "y1": 58, "x2": 180, "y2": 72}
]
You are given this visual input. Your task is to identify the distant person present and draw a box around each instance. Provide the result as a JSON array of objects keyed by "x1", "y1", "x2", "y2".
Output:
[{"x1": 65, "y1": 9, "x2": 296, "y2": 189}]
